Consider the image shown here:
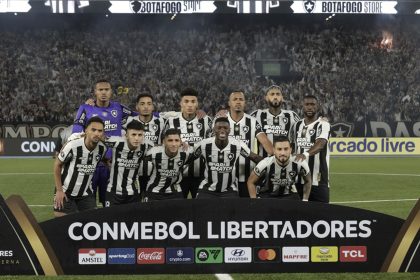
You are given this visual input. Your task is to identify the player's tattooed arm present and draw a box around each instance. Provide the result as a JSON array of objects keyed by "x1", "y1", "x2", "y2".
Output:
[
  {"x1": 247, "y1": 170, "x2": 260, "y2": 199},
  {"x1": 296, "y1": 138, "x2": 327, "y2": 162},
  {"x1": 256, "y1": 133, "x2": 274, "y2": 155},
  {"x1": 248, "y1": 151, "x2": 263, "y2": 164}
]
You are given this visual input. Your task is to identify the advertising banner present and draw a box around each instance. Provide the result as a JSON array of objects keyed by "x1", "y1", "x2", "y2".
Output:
[{"x1": 1, "y1": 194, "x2": 419, "y2": 275}]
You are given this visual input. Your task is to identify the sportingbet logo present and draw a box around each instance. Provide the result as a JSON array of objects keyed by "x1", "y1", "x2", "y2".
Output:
[
  {"x1": 137, "y1": 248, "x2": 165, "y2": 264},
  {"x1": 311, "y1": 246, "x2": 338, "y2": 262},
  {"x1": 78, "y1": 248, "x2": 106, "y2": 265},
  {"x1": 195, "y1": 247, "x2": 223, "y2": 264},
  {"x1": 282, "y1": 247, "x2": 310, "y2": 263},
  {"x1": 107, "y1": 248, "x2": 136, "y2": 264},
  {"x1": 224, "y1": 247, "x2": 251, "y2": 263},
  {"x1": 340, "y1": 246, "x2": 367, "y2": 262}
]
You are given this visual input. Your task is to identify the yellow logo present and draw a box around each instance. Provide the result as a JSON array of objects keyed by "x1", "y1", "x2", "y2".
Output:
[{"x1": 311, "y1": 246, "x2": 338, "y2": 262}]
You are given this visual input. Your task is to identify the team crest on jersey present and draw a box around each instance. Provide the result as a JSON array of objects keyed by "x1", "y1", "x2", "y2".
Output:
[
  {"x1": 283, "y1": 118, "x2": 288, "y2": 124},
  {"x1": 194, "y1": 147, "x2": 202, "y2": 157},
  {"x1": 196, "y1": 123, "x2": 203, "y2": 130},
  {"x1": 242, "y1": 126, "x2": 250, "y2": 133},
  {"x1": 227, "y1": 153, "x2": 235, "y2": 160},
  {"x1": 177, "y1": 160, "x2": 183, "y2": 167},
  {"x1": 309, "y1": 129, "x2": 316, "y2": 136},
  {"x1": 111, "y1": 110, "x2": 118, "y2": 117},
  {"x1": 289, "y1": 171, "x2": 297, "y2": 178},
  {"x1": 137, "y1": 151, "x2": 143, "y2": 157},
  {"x1": 60, "y1": 151, "x2": 65, "y2": 158},
  {"x1": 95, "y1": 154, "x2": 101, "y2": 161},
  {"x1": 151, "y1": 124, "x2": 158, "y2": 132}
]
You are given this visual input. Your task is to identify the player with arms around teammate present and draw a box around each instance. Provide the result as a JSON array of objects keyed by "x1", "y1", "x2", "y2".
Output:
[
  {"x1": 164, "y1": 88, "x2": 212, "y2": 199},
  {"x1": 104, "y1": 121, "x2": 153, "y2": 207},
  {"x1": 192, "y1": 117, "x2": 263, "y2": 199},
  {"x1": 251, "y1": 85, "x2": 300, "y2": 157},
  {"x1": 73, "y1": 79, "x2": 137, "y2": 207},
  {"x1": 53, "y1": 117, "x2": 107, "y2": 217},
  {"x1": 247, "y1": 137, "x2": 311, "y2": 200},
  {"x1": 290, "y1": 95, "x2": 330, "y2": 203},
  {"x1": 144, "y1": 128, "x2": 193, "y2": 201}
]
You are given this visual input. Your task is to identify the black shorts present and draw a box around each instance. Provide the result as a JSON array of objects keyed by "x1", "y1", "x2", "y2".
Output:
[
  {"x1": 53, "y1": 194, "x2": 96, "y2": 214},
  {"x1": 259, "y1": 193, "x2": 300, "y2": 200},
  {"x1": 296, "y1": 184, "x2": 330, "y2": 203},
  {"x1": 196, "y1": 189, "x2": 239, "y2": 199},
  {"x1": 180, "y1": 177, "x2": 201, "y2": 199},
  {"x1": 145, "y1": 192, "x2": 184, "y2": 202},
  {"x1": 237, "y1": 182, "x2": 250, "y2": 198},
  {"x1": 104, "y1": 191, "x2": 140, "y2": 207}
]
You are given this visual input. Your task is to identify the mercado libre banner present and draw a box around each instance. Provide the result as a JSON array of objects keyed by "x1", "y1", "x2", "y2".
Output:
[
  {"x1": 0, "y1": 1, "x2": 419, "y2": 14},
  {"x1": 0, "y1": 194, "x2": 419, "y2": 275}
]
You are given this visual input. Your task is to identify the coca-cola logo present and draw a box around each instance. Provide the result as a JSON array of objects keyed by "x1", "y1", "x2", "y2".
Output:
[{"x1": 137, "y1": 248, "x2": 165, "y2": 264}]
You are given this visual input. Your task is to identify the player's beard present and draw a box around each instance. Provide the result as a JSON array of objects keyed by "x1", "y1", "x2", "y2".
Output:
[
  {"x1": 277, "y1": 155, "x2": 289, "y2": 165},
  {"x1": 269, "y1": 100, "x2": 282, "y2": 108}
]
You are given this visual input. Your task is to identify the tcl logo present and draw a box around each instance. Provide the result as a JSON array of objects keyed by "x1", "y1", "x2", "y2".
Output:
[
  {"x1": 340, "y1": 246, "x2": 367, "y2": 262},
  {"x1": 137, "y1": 248, "x2": 165, "y2": 264}
]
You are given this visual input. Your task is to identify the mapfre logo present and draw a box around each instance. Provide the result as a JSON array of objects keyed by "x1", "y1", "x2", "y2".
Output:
[
  {"x1": 224, "y1": 247, "x2": 251, "y2": 263},
  {"x1": 78, "y1": 248, "x2": 106, "y2": 265},
  {"x1": 340, "y1": 246, "x2": 367, "y2": 262},
  {"x1": 137, "y1": 248, "x2": 165, "y2": 264},
  {"x1": 282, "y1": 247, "x2": 310, "y2": 263}
]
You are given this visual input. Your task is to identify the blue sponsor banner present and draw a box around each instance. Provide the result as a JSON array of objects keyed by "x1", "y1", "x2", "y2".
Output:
[
  {"x1": 107, "y1": 248, "x2": 136, "y2": 264},
  {"x1": 166, "y1": 248, "x2": 194, "y2": 264}
]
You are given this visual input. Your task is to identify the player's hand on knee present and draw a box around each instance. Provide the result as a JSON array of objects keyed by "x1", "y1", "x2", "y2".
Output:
[{"x1": 54, "y1": 190, "x2": 67, "y2": 210}]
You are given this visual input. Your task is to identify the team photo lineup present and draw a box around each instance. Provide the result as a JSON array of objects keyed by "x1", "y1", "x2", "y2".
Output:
[{"x1": 53, "y1": 80, "x2": 330, "y2": 216}]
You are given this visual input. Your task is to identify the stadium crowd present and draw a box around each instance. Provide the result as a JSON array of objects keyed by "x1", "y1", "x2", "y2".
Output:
[{"x1": 0, "y1": 16, "x2": 419, "y2": 123}]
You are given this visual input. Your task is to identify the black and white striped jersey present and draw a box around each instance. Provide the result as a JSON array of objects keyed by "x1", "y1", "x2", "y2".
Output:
[
  {"x1": 193, "y1": 137, "x2": 251, "y2": 193},
  {"x1": 105, "y1": 136, "x2": 153, "y2": 196},
  {"x1": 227, "y1": 113, "x2": 263, "y2": 182},
  {"x1": 125, "y1": 115, "x2": 165, "y2": 177},
  {"x1": 57, "y1": 138, "x2": 106, "y2": 197},
  {"x1": 164, "y1": 114, "x2": 212, "y2": 177},
  {"x1": 253, "y1": 155, "x2": 310, "y2": 196},
  {"x1": 290, "y1": 117, "x2": 330, "y2": 187},
  {"x1": 227, "y1": 0, "x2": 280, "y2": 13},
  {"x1": 250, "y1": 109, "x2": 300, "y2": 157},
  {"x1": 145, "y1": 146, "x2": 193, "y2": 194}
]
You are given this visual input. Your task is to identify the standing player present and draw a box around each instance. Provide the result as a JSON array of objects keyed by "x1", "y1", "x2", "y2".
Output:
[
  {"x1": 164, "y1": 88, "x2": 212, "y2": 199},
  {"x1": 192, "y1": 117, "x2": 263, "y2": 199},
  {"x1": 104, "y1": 121, "x2": 152, "y2": 207},
  {"x1": 247, "y1": 137, "x2": 311, "y2": 200},
  {"x1": 125, "y1": 93, "x2": 166, "y2": 199},
  {"x1": 144, "y1": 128, "x2": 192, "y2": 201},
  {"x1": 73, "y1": 79, "x2": 137, "y2": 207},
  {"x1": 226, "y1": 90, "x2": 273, "y2": 197},
  {"x1": 251, "y1": 85, "x2": 300, "y2": 157},
  {"x1": 290, "y1": 95, "x2": 331, "y2": 203},
  {"x1": 53, "y1": 117, "x2": 106, "y2": 217}
]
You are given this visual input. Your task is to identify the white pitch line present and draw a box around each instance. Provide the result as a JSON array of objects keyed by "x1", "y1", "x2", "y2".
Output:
[
  {"x1": 215, "y1": 274, "x2": 234, "y2": 280},
  {"x1": 0, "y1": 173, "x2": 52, "y2": 175},
  {"x1": 27, "y1": 198, "x2": 419, "y2": 207},
  {"x1": 331, "y1": 172, "x2": 420, "y2": 177}
]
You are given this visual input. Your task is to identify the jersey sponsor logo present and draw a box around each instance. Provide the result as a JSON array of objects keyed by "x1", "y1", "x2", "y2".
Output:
[
  {"x1": 208, "y1": 162, "x2": 234, "y2": 173},
  {"x1": 296, "y1": 138, "x2": 314, "y2": 148},
  {"x1": 195, "y1": 247, "x2": 223, "y2": 263},
  {"x1": 107, "y1": 248, "x2": 136, "y2": 264},
  {"x1": 78, "y1": 248, "x2": 106, "y2": 265},
  {"x1": 264, "y1": 125, "x2": 288, "y2": 135},
  {"x1": 181, "y1": 133, "x2": 203, "y2": 143},
  {"x1": 117, "y1": 158, "x2": 140, "y2": 169},
  {"x1": 104, "y1": 120, "x2": 118, "y2": 131},
  {"x1": 166, "y1": 248, "x2": 194, "y2": 264},
  {"x1": 76, "y1": 163, "x2": 97, "y2": 174},
  {"x1": 111, "y1": 110, "x2": 118, "y2": 117},
  {"x1": 311, "y1": 246, "x2": 338, "y2": 262},
  {"x1": 137, "y1": 248, "x2": 165, "y2": 264},
  {"x1": 157, "y1": 169, "x2": 179, "y2": 177},
  {"x1": 340, "y1": 246, "x2": 367, "y2": 262}
]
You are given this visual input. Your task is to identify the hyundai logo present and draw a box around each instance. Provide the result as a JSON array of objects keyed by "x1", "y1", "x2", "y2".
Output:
[{"x1": 231, "y1": 249, "x2": 245, "y2": 256}]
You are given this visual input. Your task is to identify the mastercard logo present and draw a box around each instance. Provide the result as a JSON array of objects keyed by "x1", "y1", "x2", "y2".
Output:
[{"x1": 257, "y1": 249, "x2": 277, "y2": 261}]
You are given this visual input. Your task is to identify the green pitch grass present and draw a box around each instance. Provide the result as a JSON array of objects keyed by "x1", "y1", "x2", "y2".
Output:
[
  {"x1": 0, "y1": 157, "x2": 418, "y2": 222},
  {"x1": 0, "y1": 157, "x2": 419, "y2": 279}
]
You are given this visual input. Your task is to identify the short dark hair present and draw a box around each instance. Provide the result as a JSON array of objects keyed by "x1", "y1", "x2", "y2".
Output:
[
  {"x1": 303, "y1": 95, "x2": 318, "y2": 101},
  {"x1": 265, "y1": 85, "x2": 282, "y2": 95},
  {"x1": 85, "y1": 116, "x2": 104, "y2": 130},
  {"x1": 126, "y1": 120, "x2": 144, "y2": 131},
  {"x1": 163, "y1": 128, "x2": 181, "y2": 139},
  {"x1": 94, "y1": 79, "x2": 112, "y2": 88},
  {"x1": 180, "y1": 88, "x2": 198, "y2": 98},
  {"x1": 136, "y1": 93, "x2": 154, "y2": 103},
  {"x1": 214, "y1": 117, "x2": 230, "y2": 125},
  {"x1": 273, "y1": 136, "x2": 291, "y2": 146}
]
